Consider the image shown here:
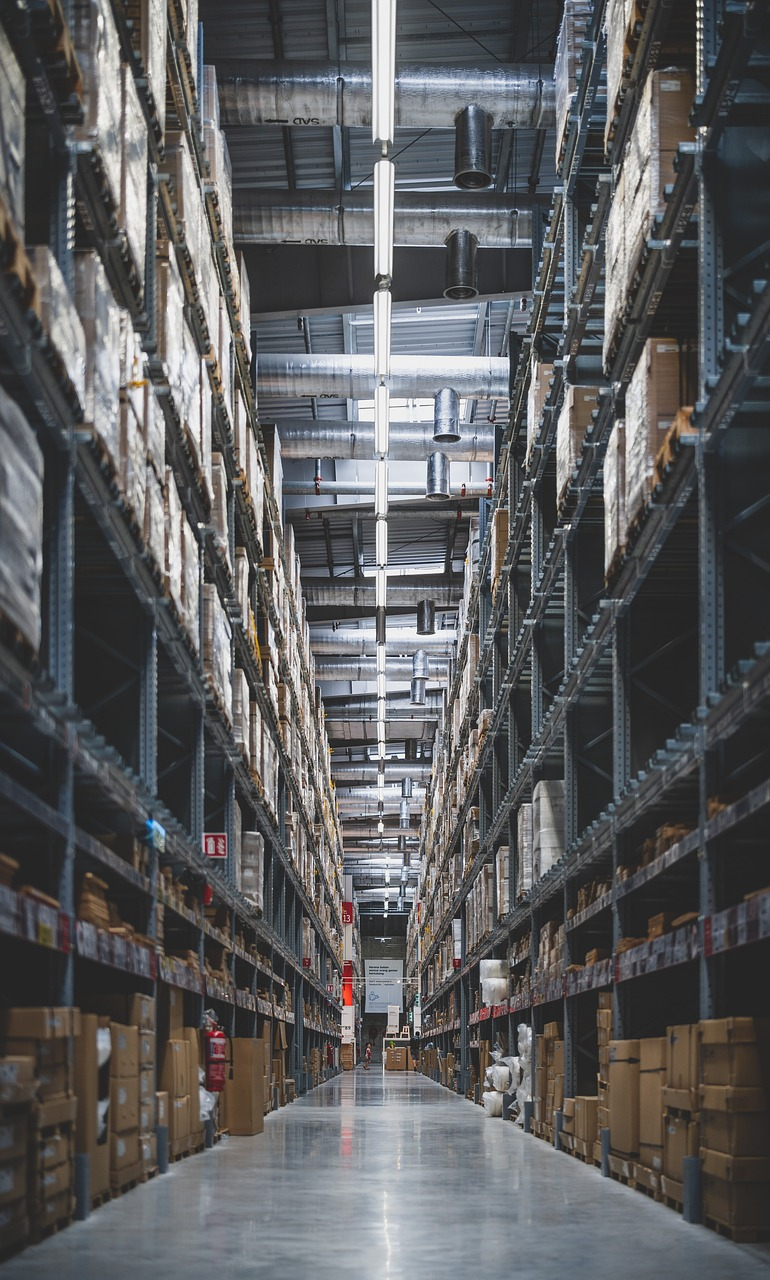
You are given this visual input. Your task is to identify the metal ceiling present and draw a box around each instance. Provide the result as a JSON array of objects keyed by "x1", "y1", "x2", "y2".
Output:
[{"x1": 200, "y1": 0, "x2": 564, "y2": 920}]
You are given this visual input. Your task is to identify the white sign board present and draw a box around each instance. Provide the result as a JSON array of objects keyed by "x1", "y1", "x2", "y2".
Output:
[
  {"x1": 364, "y1": 959, "x2": 403, "y2": 1012},
  {"x1": 341, "y1": 1006, "x2": 355, "y2": 1043},
  {"x1": 386, "y1": 1005, "x2": 400, "y2": 1035}
]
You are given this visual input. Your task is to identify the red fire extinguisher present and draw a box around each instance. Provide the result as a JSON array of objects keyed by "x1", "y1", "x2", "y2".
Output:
[{"x1": 203, "y1": 1013, "x2": 228, "y2": 1092}]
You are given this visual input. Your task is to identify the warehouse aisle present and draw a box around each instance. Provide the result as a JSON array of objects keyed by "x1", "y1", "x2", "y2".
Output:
[{"x1": 2, "y1": 1072, "x2": 768, "y2": 1280}]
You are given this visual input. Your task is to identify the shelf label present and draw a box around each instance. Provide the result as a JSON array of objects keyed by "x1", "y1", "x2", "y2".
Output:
[{"x1": 204, "y1": 832, "x2": 228, "y2": 859}]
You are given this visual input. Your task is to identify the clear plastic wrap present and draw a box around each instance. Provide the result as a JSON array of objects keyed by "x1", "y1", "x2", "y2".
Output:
[
  {"x1": 262, "y1": 424, "x2": 283, "y2": 530},
  {"x1": 237, "y1": 253, "x2": 252, "y2": 363},
  {"x1": 202, "y1": 584, "x2": 232, "y2": 722},
  {"x1": 203, "y1": 125, "x2": 233, "y2": 256},
  {"x1": 73, "y1": 0, "x2": 122, "y2": 202},
  {"x1": 180, "y1": 513, "x2": 200, "y2": 653},
  {"x1": 143, "y1": 463, "x2": 165, "y2": 570},
  {"x1": 604, "y1": 0, "x2": 638, "y2": 134},
  {"x1": 119, "y1": 400, "x2": 146, "y2": 525},
  {"x1": 74, "y1": 251, "x2": 122, "y2": 457},
  {"x1": 29, "y1": 247, "x2": 86, "y2": 410},
  {"x1": 625, "y1": 71, "x2": 696, "y2": 271},
  {"x1": 603, "y1": 421, "x2": 626, "y2": 576},
  {"x1": 533, "y1": 780, "x2": 565, "y2": 881},
  {"x1": 0, "y1": 25, "x2": 25, "y2": 236},
  {"x1": 234, "y1": 547, "x2": 250, "y2": 630},
  {"x1": 556, "y1": 385, "x2": 600, "y2": 504},
  {"x1": 554, "y1": 0, "x2": 592, "y2": 161},
  {"x1": 120, "y1": 63, "x2": 148, "y2": 284},
  {"x1": 481, "y1": 976, "x2": 509, "y2": 1007},
  {"x1": 156, "y1": 248, "x2": 185, "y2": 389},
  {"x1": 241, "y1": 830, "x2": 264, "y2": 913},
  {"x1": 483, "y1": 1090, "x2": 503, "y2": 1117},
  {"x1": 625, "y1": 339, "x2": 696, "y2": 525},
  {"x1": 516, "y1": 803, "x2": 533, "y2": 897},
  {"x1": 249, "y1": 700, "x2": 262, "y2": 779},
  {"x1": 210, "y1": 453, "x2": 231, "y2": 572},
  {"x1": 233, "y1": 668, "x2": 250, "y2": 753},
  {"x1": 526, "y1": 358, "x2": 554, "y2": 464},
  {"x1": 137, "y1": 0, "x2": 167, "y2": 136},
  {"x1": 496, "y1": 845, "x2": 509, "y2": 919},
  {"x1": 144, "y1": 384, "x2": 165, "y2": 478},
  {"x1": 179, "y1": 322, "x2": 202, "y2": 472},
  {"x1": 167, "y1": 130, "x2": 205, "y2": 267},
  {"x1": 0, "y1": 386, "x2": 44, "y2": 651},
  {"x1": 201, "y1": 64, "x2": 220, "y2": 129},
  {"x1": 164, "y1": 468, "x2": 183, "y2": 612},
  {"x1": 603, "y1": 163, "x2": 628, "y2": 366}
]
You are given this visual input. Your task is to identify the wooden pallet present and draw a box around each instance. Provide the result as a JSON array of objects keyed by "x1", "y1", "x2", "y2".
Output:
[
  {"x1": 169, "y1": 1136, "x2": 193, "y2": 1161},
  {"x1": 111, "y1": 1159, "x2": 145, "y2": 1196},
  {"x1": 608, "y1": 1153, "x2": 636, "y2": 1185},
  {"x1": 660, "y1": 1174, "x2": 684, "y2": 1212},
  {"x1": 31, "y1": 1210, "x2": 74, "y2": 1242},
  {"x1": 654, "y1": 407, "x2": 697, "y2": 484},
  {"x1": 632, "y1": 1164, "x2": 662, "y2": 1201},
  {"x1": 704, "y1": 1217, "x2": 770, "y2": 1245},
  {"x1": 91, "y1": 1187, "x2": 112, "y2": 1211}
]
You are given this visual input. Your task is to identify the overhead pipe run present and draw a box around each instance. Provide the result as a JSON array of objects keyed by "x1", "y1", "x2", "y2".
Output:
[
  {"x1": 258, "y1": 353, "x2": 509, "y2": 400},
  {"x1": 276, "y1": 418, "x2": 494, "y2": 462},
  {"x1": 217, "y1": 62, "x2": 555, "y2": 130},
  {"x1": 283, "y1": 477, "x2": 490, "y2": 497},
  {"x1": 310, "y1": 627, "x2": 456, "y2": 655},
  {"x1": 304, "y1": 583, "x2": 459, "y2": 610},
  {"x1": 315, "y1": 656, "x2": 449, "y2": 680},
  {"x1": 332, "y1": 762, "x2": 432, "y2": 783},
  {"x1": 234, "y1": 192, "x2": 532, "y2": 248},
  {"x1": 323, "y1": 693, "x2": 443, "y2": 719}
]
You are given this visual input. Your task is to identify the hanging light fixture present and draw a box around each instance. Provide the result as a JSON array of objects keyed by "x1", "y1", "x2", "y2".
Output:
[
  {"x1": 374, "y1": 158, "x2": 395, "y2": 283},
  {"x1": 372, "y1": 0, "x2": 396, "y2": 146}
]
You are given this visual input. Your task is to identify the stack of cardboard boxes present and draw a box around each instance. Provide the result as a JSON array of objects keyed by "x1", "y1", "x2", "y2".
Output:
[
  {"x1": 699, "y1": 1018, "x2": 770, "y2": 1235},
  {"x1": 1, "y1": 1008, "x2": 79, "y2": 1246},
  {"x1": 161, "y1": 1038, "x2": 190, "y2": 1158},
  {"x1": 636, "y1": 1037, "x2": 666, "y2": 1191},
  {"x1": 608, "y1": 1039, "x2": 641, "y2": 1176},
  {"x1": 109, "y1": 1023, "x2": 141, "y2": 1191},
  {"x1": 223, "y1": 1038, "x2": 264, "y2": 1137},
  {"x1": 661, "y1": 1023, "x2": 700, "y2": 1205},
  {"x1": 533, "y1": 1022, "x2": 564, "y2": 1140}
]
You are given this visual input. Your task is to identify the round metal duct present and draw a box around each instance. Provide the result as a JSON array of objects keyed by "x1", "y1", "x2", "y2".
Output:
[
  {"x1": 399, "y1": 798, "x2": 411, "y2": 829},
  {"x1": 405, "y1": 740, "x2": 418, "y2": 761},
  {"x1": 433, "y1": 387, "x2": 461, "y2": 443},
  {"x1": 410, "y1": 677, "x2": 427, "y2": 706},
  {"x1": 444, "y1": 229, "x2": 478, "y2": 300},
  {"x1": 454, "y1": 105, "x2": 492, "y2": 189},
  {"x1": 412, "y1": 649, "x2": 429, "y2": 680},
  {"x1": 426, "y1": 452, "x2": 450, "y2": 501},
  {"x1": 401, "y1": 777, "x2": 413, "y2": 798},
  {"x1": 416, "y1": 599, "x2": 435, "y2": 635}
]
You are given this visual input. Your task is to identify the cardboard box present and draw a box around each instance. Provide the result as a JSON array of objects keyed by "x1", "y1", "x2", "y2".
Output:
[
  {"x1": 575, "y1": 1096, "x2": 598, "y2": 1145},
  {"x1": 139, "y1": 1065, "x2": 154, "y2": 1104},
  {"x1": 699, "y1": 1018, "x2": 770, "y2": 1089},
  {"x1": 1, "y1": 1008, "x2": 77, "y2": 1040},
  {"x1": 700, "y1": 1085, "x2": 770, "y2": 1156},
  {"x1": 703, "y1": 1173, "x2": 770, "y2": 1229},
  {"x1": 110, "y1": 1130, "x2": 139, "y2": 1171},
  {"x1": 666, "y1": 1024, "x2": 698, "y2": 1092},
  {"x1": 639, "y1": 1037, "x2": 666, "y2": 1148},
  {"x1": 5, "y1": 1037, "x2": 69, "y2": 1068},
  {"x1": 182, "y1": 1027, "x2": 201, "y2": 1096},
  {"x1": 36, "y1": 1062, "x2": 72, "y2": 1100},
  {"x1": 34, "y1": 1129, "x2": 72, "y2": 1172},
  {"x1": 552, "y1": 1041, "x2": 565, "y2": 1076},
  {"x1": 166, "y1": 986, "x2": 185, "y2": 1036},
  {"x1": 224, "y1": 1039, "x2": 264, "y2": 1136},
  {"x1": 139, "y1": 1131, "x2": 157, "y2": 1170},
  {"x1": 639, "y1": 1142, "x2": 663, "y2": 1172},
  {"x1": 161, "y1": 1039, "x2": 189, "y2": 1099},
  {"x1": 139, "y1": 1099, "x2": 154, "y2": 1133},
  {"x1": 609, "y1": 1040, "x2": 640, "y2": 1155},
  {"x1": 110, "y1": 1024, "x2": 139, "y2": 1078},
  {"x1": 156, "y1": 1091, "x2": 168, "y2": 1127},
  {"x1": 0, "y1": 1115, "x2": 27, "y2": 1164},
  {"x1": 168, "y1": 1095, "x2": 190, "y2": 1143},
  {"x1": 0, "y1": 1057, "x2": 38, "y2": 1106},
  {"x1": 102, "y1": 994, "x2": 155, "y2": 1031},
  {"x1": 139, "y1": 1030, "x2": 156, "y2": 1067},
  {"x1": 110, "y1": 1075, "x2": 139, "y2": 1133},
  {"x1": 37, "y1": 1159, "x2": 72, "y2": 1202},
  {"x1": 0, "y1": 1158, "x2": 26, "y2": 1207},
  {"x1": 73, "y1": 1014, "x2": 110, "y2": 1202},
  {"x1": 663, "y1": 1109, "x2": 699, "y2": 1181}
]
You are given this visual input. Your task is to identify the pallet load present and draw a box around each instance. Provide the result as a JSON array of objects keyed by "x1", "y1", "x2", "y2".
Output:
[
  {"x1": 532, "y1": 781, "x2": 564, "y2": 881},
  {"x1": 699, "y1": 1018, "x2": 770, "y2": 1239},
  {"x1": 603, "y1": 421, "x2": 626, "y2": 580},
  {"x1": 109, "y1": 1023, "x2": 141, "y2": 1194},
  {"x1": 554, "y1": 0, "x2": 593, "y2": 164},
  {"x1": 526, "y1": 358, "x2": 554, "y2": 463},
  {"x1": 608, "y1": 1039, "x2": 640, "y2": 1175},
  {"x1": 661, "y1": 1023, "x2": 700, "y2": 1210},
  {"x1": 160, "y1": 1037, "x2": 190, "y2": 1160},
  {"x1": 624, "y1": 340, "x2": 697, "y2": 531},
  {"x1": 0, "y1": 387, "x2": 44, "y2": 655},
  {"x1": 555, "y1": 386, "x2": 600, "y2": 507}
]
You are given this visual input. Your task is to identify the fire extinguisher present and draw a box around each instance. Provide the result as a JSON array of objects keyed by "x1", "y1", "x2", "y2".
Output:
[{"x1": 203, "y1": 1010, "x2": 228, "y2": 1092}]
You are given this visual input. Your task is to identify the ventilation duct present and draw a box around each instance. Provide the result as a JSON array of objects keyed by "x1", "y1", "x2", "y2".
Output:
[
  {"x1": 416, "y1": 600, "x2": 436, "y2": 635},
  {"x1": 401, "y1": 778, "x2": 413, "y2": 798},
  {"x1": 314, "y1": 656, "x2": 448, "y2": 681},
  {"x1": 432, "y1": 388, "x2": 461, "y2": 444},
  {"x1": 412, "y1": 650, "x2": 429, "y2": 680},
  {"x1": 305, "y1": 583, "x2": 458, "y2": 613},
  {"x1": 233, "y1": 191, "x2": 532, "y2": 249},
  {"x1": 217, "y1": 62, "x2": 555, "y2": 130},
  {"x1": 404, "y1": 740, "x2": 418, "y2": 761},
  {"x1": 399, "y1": 799, "x2": 411, "y2": 828},
  {"x1": 410, "y1": 679, "x2": 426, "y2": 706},
  {"x1": 454, "y1": 105, "x2": 493, "y2": 189},
  {"x1": 426, "y1": 452, "x2": 450, "y2": 501},
  {"x1": 310, "y1": 628, "x2": 456, "y2": 655},
  {"x1": 276, "y1": 418, "x2": 494, "y2": 462},
  {"x1": 445, "y1": 229, "x2": 479, "y2": 300},
  {"x1": 332, "y1": 762, "x2": 432, "y2": 783},
  {"x1": 284, "y1": 477, "x2": 489, "y2": 498},
  {"x1": 257, "y1": 353, "x2": 509, "y2": 400}
]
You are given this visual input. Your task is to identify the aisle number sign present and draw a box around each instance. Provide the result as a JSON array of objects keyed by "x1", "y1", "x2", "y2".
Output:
[
  {"x1": 204, "y1": 833, "x2": 228, "y2": 859},
  {"x1": 342, "y1": 901, "x2": 354, "y2": 925}
]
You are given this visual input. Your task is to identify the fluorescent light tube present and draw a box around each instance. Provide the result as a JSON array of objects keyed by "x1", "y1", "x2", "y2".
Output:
[
  {"x1": 375, "y1": 459, "x2": 389, "y2": 517},
  {"x1": 376, "y1": 568, "x2": 387, "y2": 610},
  {"x1": 375, "y1": 516, "x2": 388, "y2": 567},
  {"x1": 374, "y1": 382, "x2": 390, "y2": 455},
  {"x1": 378, "y1": 740, "x2": 386, "y2": 759},
  {"x1": 371, "y1": 0, "x2": 396, "y2": 145},
  {"x1": 377, "y1": 669, "x2": 387, "y2": 699},
  {"x1": 374, "y1": 158, "x2": 395, "y2": 282},
  {"x1": 377, "y1": 643, "x2": 386, "y2": 675},
  {"x1": 373, "y1": 288, "x2": 391, "y2": 378}
]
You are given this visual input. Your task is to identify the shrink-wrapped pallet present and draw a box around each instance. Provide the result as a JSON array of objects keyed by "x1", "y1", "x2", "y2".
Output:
[
  {"x1": 237, "y1": 253, "x2": 252, "y2": 363},
  {"x1": 526, "y1": 358, "x2": 554, "y2": 464},
  {"x1": 120, "y1": 64, "x2": 148, "y2": 285},
  {"x1": 201, "y1": 64, "x2": 219, "y2": 129},
  {"x1": 143, "y1": 382, "x2": 165, "y2": 478},
  {"x1": 180, "y1": 513, "x2": 200, "y2": 653},
  {"x1": 603, "y1": 421, "x2": 626, "y2": 578},
  {"x1": 73, "y1": 0, "x2": 122, "y2": 204},
  {"x1": 625, "y1": 339, "x2": 697, "y2": 527},
  {"x1": 164, "y1": 469, "x2": 183, "y2": 613},
  {"x1": 241, "y1": 832, "x2": 264, "y2": 914},
  {"x1": 496, "y1": 846, "x2": 510, "y2": 919},
  {"x1": 234, "y1": 547, "x2": 250, "y2": 631},
  {"x1": 218, "y1": 298, "x2": 233, "y2": 415},
  {"x1": 202, "y1": 584, "x2": 232, "y2": 722},
  {"x1": 119, "y1": 398, "x2": 146, "y2": 524},
  {"x1": 516, "y1": 803, "x2": 533, "y2": 897},
  {"x1": 203, "y1": 124, "x2": 233, "y2": 258},
  {"x1": 249, "y1": 701, "x2": 262, "y2": 780},
  {"x1": 74, "y1": 251, "x2": 122, "y2": 456},
  {"x1": 0, "y1": 25, "x2": 25, "y2": 236},
  {"x1": 143, "y1": 463, "x2": 165, "y2": 571},
  {"x1": 179, "y1": 323, "x2": 202, "y2": 472},
  {"x1": 156, "y1": 248, "x2": 185, "y2": 389},
  {"x1": 262, "y1": 423, "x2": 283, "y2": 532},
  {"x1": 603, "y1": 163, "x2": 629, "y2": 368},
  {"x1": 556, "y1": 385, "x2": 600, "y2": 505},
  {"x1": 533, "y1": 780, "x2": 564, "y2": 881},
  {"x1": 0, "y1": 386, "x2": 43, "y2": 651},
  {"x1": 131, "y1": 0, "x2": 167, "y2": 135},
  {"x1": 28, "y1": 247, "x2": 86, "y2": 410},
  {"x1": 624, "y1": 71, "x2": 696, "y2": 266},
  {"x1": 232, "y1": 669, "x2": 250, "y2": 755},
  {"x1": 210, "y1": 453, "x2": 230, "y2": 572},
  {"x1": 166, "y1": 131, "x2": 205, "y2": 268},
  {"x1": 604, "y1": 0, "x2": 639, "y2": 143},
  {"x1": 554, "y1": 0, "x2": 593, "y2": 163}
]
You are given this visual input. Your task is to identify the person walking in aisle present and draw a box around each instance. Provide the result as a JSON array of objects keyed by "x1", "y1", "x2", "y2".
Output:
[{"x1": 364, "y1": 1042, "x2": 372, "y2": 1070}]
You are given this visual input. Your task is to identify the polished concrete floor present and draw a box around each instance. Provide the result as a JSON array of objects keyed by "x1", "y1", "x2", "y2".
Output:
[{"x1": 5, "y1": 1070, "x2": 770, "y2": 1279}]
